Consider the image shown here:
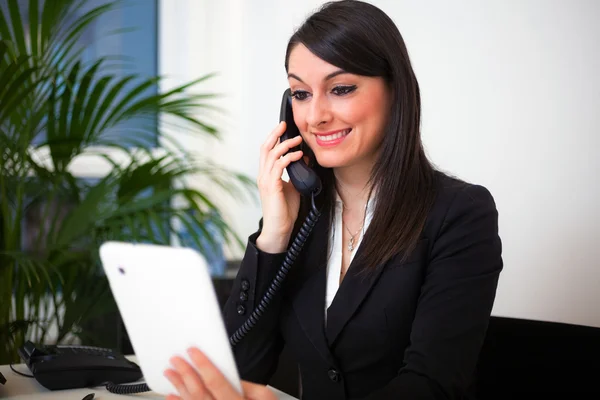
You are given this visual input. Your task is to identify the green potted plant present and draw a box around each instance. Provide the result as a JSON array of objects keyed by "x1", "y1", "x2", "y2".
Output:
[{"x1": 0, "y1": 0, "x2": 254, "y2": 363}]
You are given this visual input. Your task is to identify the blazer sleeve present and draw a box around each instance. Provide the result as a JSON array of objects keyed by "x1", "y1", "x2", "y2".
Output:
[
  {"x1": 364, "y1": 184, "x2": 503, "y2": 399},
  {"x1": 223, "y1": 223, "x2": 288, "y2": 384}
]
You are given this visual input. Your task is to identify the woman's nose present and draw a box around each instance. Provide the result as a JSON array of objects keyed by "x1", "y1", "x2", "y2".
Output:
[{"x1": 306, "y1": 95, "x2": 332, "y2": 127}]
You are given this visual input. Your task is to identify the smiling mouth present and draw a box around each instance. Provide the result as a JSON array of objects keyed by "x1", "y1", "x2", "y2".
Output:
[{"x1": 315, "y1": 129, "x2": 352, "y2": 142}]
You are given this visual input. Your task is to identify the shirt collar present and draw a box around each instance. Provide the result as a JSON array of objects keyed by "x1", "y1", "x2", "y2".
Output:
[{"x1": 334, "y1": 187, "x2": 377, "y2": 216}]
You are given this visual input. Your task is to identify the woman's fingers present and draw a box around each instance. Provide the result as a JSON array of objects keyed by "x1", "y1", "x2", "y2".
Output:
[
  {"x1": 259, "y1": 122, "x2": 303, "y2": 176},
  {"x1": 187, "y1": 348, "x2": 242, "y2": 400},
  {"x1": 259, "y1": 121, "x2": 286, "y2": 172},
  {"x1": 262, "y1": 135, "x2": 303, "y2": 178},
  {"x1": 168, "y1": 356, "x2": 213, "y2": 400},
  {"x1": 241, "y1": 381, "x2": 278, "y2": 400},
  {"x1": 164, "y1": 368, "x2": 193, "y2": 399},
  {"x1": 270, "y1": 150, "x2": 304, "y2": 183}
]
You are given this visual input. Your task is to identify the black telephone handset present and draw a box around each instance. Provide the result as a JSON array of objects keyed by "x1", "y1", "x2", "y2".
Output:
[
  {"x1": 279, "y1": 88, "x2": 322, "y2": 197},
  {"x1": 17, "y1": 340, "x2": 142, "y2": 391}
]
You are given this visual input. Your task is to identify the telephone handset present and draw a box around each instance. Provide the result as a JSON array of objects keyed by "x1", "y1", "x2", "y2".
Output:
[{"x1": 279, "y1": 88, "x2": 322, "y2": 197}]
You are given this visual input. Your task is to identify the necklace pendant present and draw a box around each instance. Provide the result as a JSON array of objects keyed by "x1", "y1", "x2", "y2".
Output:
[{"x1": 348, "y1": 237, "x2": 354, "y2": 252}]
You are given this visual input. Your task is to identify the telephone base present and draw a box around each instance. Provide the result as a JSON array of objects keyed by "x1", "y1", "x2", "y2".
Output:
[{"x1": 18, "y1": 341, "x2": 142, "y2": 391}]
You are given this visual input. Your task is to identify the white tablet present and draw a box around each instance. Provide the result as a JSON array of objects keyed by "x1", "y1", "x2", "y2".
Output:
[{"x1": 99, "y1": 241, "x2": 242, "y2": 395}]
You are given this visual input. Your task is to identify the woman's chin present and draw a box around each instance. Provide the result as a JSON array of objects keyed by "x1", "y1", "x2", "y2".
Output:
[{"x1": 313, "y1": 154, "x2": 347, "y2": 169}]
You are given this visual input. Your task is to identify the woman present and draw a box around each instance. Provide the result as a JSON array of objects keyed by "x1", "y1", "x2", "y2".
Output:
[{"x1": 164, "y1": 1, "x2": 502, "y2": 399}]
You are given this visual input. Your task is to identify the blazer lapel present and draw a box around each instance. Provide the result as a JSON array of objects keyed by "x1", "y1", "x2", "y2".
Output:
[
  {"x1": 291, "y1": 264, "x2": 336, "y2": 364},
  {"x1": 289, "y1": 208, "x2": 336, "y2": 365},
  {"x1": 325, "y1": 246, "x2": 388, "y2": 346}
]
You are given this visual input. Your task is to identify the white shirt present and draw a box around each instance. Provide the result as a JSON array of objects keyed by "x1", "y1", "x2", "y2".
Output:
[{"x1": 325, "y1": 191, "x2": 376, "y2": 322}]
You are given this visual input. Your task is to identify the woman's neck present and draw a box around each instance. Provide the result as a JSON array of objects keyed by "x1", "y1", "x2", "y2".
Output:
[{"x1": 333, "y1": 163, "x2": 374, "y2": 212}]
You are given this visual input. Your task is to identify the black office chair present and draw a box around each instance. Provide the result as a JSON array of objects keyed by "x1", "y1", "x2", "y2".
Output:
[
  {"x1": 475, "y1": 316, "x2": 600, "y2": 398},
  {"x1": 268, "y1": 317, "x2": 600, "y2": 399}
]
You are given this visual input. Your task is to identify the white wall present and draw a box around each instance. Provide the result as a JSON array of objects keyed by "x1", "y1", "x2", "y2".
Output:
[{"x1": 159, "y1": 1, "x2": 600, "y2": 328}]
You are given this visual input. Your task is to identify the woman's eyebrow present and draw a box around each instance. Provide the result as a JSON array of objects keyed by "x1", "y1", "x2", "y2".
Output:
[{"x1": 287, "y1": 69, "x2": 349, "y2": 83}]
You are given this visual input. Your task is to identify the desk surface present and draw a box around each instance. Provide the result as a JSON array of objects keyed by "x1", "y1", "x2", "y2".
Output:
[{"x1": 0, "y1": 357, "x2": 297, "y2": 400}]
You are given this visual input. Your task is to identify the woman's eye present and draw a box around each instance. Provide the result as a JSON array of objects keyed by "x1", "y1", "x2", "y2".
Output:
[
  {"x1": 291, "y1": 90, "x2": 310, "y2": 101},
  {"x1": 332, "y1": 85, "x2": 357, "y2": 96}
]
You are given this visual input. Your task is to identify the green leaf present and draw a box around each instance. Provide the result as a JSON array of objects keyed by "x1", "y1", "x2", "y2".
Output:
[
  {"x1": 85, "y1": 74, "x2": 137, "y2": 140},
  {"x1": 53, "y1": 3, "x2": 116, "y2": 56},
  {"x1": 0, "y1": 10, "x2": 13, "y2": 46},
  {"x1": 71, "y1": 59, "x2": 104, "y2": 139},
  {"x1": 0, "y1": 65, "x2": 40, "y2": 125},
  {"x1": 7, "y1": 0, "x2": 27, "y2": 56},
  {"x1": 97, "y1": 77, "x2": 160, "y2": 132},
  {"x1": 53, "y1": 174, "x2": 115, "y2": 247},
  {"x1": 107, "y1": 189, "x2": 173, "y2": 220},
  {"x1": 28, "y1": 0, "x2": 39, "y2": 55}
]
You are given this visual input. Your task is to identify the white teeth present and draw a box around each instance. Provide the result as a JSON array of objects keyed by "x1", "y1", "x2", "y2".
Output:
[{"x1": 319, "y1": 129, "x2": 351, "y2": 142}]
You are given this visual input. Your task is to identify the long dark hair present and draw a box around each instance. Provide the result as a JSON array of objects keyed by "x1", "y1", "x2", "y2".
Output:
[{"x1": 286, "y1": 0, "x2": 437, "y2": 273}]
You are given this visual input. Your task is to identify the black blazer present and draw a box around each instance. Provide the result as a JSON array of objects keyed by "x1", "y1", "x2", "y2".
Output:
[{"x1": 224, "y1": 172, "x2": 503, "y2": 399}]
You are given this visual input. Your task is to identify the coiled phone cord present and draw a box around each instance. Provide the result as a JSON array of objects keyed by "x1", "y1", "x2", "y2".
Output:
[
  {"x1": 105, "y1": 381, "x2": 150, "y2": 394},
  {"x1": 106, "y1": 192, "x2": 321, "y2": 395},
  {"x1": 229, "y1": 192, "x2": 321, "y2": 346}
]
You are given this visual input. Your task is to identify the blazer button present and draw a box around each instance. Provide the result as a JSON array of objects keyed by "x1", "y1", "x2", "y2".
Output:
[
  {"x1": 328, "y1": 368, "x2": 340, "y2": 383},
  {"x1": 237, "y1": 305, "x2": 246, "y2": 315},
  {"x1": 241, "y1": 279, "x2": 250, "y2": 291},
  {"x1": 239, "y1": 291, "x2": 248, "y2": 302}
]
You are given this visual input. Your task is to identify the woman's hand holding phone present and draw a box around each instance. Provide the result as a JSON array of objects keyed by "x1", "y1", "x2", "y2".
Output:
[{"x1": 256, "y1": 121, "x2": 303, "y2": 254}]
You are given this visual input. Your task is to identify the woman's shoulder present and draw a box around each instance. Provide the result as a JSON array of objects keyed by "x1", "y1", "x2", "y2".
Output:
[
  {"x1": 433, "y1": 170, "x2": 497, "y2": 205},
  {"x1": 426, "y1": 170, "x2": 499, "y2": 234}
]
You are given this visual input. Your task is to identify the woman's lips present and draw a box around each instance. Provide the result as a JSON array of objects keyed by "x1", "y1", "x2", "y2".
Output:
[{"x1": 313, "y1": 128, "x2": 351, "y2": 147}]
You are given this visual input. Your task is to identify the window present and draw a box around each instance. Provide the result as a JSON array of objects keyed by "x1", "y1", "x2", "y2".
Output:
[
  {"x1": 76, "y1": 0, "x2": 159, "y2": 150},
  {"x1": 1, "y1": 0, "x2": 159, "y2": 159}
]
